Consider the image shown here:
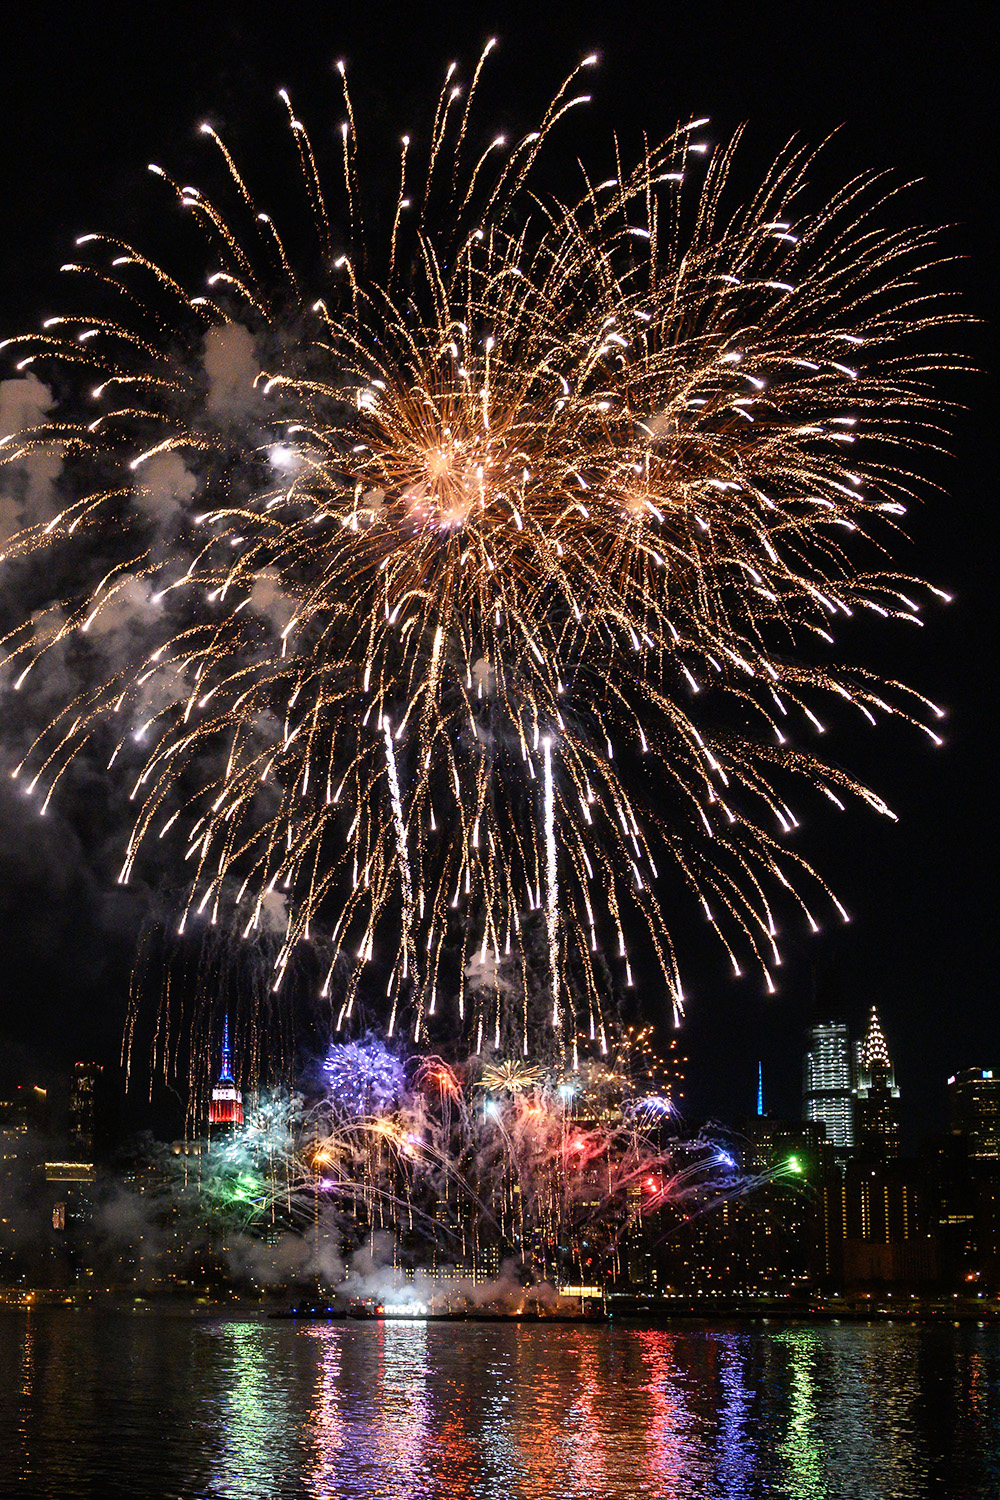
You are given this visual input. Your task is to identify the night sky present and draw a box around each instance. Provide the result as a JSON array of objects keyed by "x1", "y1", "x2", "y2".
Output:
[{"x1": 0, "y1": 1, "x2": 995, "y2": 1142}]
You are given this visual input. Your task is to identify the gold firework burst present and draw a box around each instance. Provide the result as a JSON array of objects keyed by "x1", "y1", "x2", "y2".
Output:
[{"x1": 0, "y1": 44, "x2": 962, "y2": 1060}]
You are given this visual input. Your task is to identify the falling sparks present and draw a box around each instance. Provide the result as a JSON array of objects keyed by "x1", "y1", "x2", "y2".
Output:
[
  {"x1": 0, "y1": 45, "x2": 961, "y2": 1058},
  {"x1": 542, "y1": 735, "x2": 559, "y2": 1028}
]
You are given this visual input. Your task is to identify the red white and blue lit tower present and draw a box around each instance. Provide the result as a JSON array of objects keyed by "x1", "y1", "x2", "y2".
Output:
[{"x1": 208, "y1": 1016, "x2": 243, "y2": 1132}]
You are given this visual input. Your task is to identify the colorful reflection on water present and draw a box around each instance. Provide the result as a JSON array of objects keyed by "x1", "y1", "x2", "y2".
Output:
[{"x1": 3, "y1": 1311, "x2": 1000, "y2": 1498}]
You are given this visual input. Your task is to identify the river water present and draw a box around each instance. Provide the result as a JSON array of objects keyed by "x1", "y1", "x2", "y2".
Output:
[{"x1": 2, "y1": 1311, "x2": 998, "y2": 1498}]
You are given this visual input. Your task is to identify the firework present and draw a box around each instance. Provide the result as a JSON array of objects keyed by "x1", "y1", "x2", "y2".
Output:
[
  {"x1": 478, "y1": 1058, "x2": 543, "y2": 1095},
  {"x1": 195, "y1": 1041, "x2": 741, "y2": 1288},
  {"x1": 0, "y1": 44, "x2": 959, "y2": 1059},
  {"x1": 321, "y1": 1036, "x2": 405, "y2": 1117}
]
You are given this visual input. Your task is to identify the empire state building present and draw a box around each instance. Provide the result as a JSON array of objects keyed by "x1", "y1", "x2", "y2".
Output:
[{"x1": 208, "y1": 1016, "x2": 244, "y2": 1133}]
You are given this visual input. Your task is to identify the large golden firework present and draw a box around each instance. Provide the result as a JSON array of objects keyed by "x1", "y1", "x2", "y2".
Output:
[{"x1": 0, "y1": 45, "x2": 959, "y2": 1058}]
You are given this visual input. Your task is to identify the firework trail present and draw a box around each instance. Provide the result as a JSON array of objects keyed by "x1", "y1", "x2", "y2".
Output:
[
  {"x1": 542, "y1": 734, "x2": 559, "y2": 1030},
  {"x1": 0, "y1": 44, "x2": 960, "y2": 1058},
  {"x1": 381, "y1": 716, "x2": 414, "y2": 1035}
]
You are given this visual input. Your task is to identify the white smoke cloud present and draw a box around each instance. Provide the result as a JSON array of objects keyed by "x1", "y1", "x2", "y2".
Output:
[
  {"x1": 471, "y1": 657, "x2": 495, "y2": 696},
  {"x1": 83, "y1": 574, "x2": 163, "y2": 639},
  {"x1": 249, "y1": 567, "x2": 296, "y2": 633},
  {"x1": 225, "y1": 1230, "x2": 345, "y2": 1287},
  {"x1": 134, "y1": 658, "x2": 190, "y2": 723},
  {"x1": 642, "y1": 408, "x2": 676, "y2": 439},
  {"x1": 30, "y1": 606, "x2": 66, "y2": 647},
  {"x1": 203, "y1": 322, "x2": 261, "y2": 422},
  {"x1": 465, "y1": 946, "x2": 517, "y2": 999},
  {"x1": 339, "y1": 1247, "x2": 560, "y2": 1313},
  {"x1": 359, "y1": 487, "x2": 386, "y2": 524},
  {"x1": 134, "y1": 451, "x2": 198, "y2": 527},
  {"x1": 0, "y1": 371, "x2": 51, "y2": 434},
  {"x1": 258, "y1": 889, "x2": 289, "y2": 936},
  {"x1": 0, "y1": 374, "x2": 62, "y2": 543}
]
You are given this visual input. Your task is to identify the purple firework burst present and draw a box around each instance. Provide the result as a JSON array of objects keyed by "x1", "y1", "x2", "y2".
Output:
[{"x1": 321, "y1": 1037, "x2": 406, "y2": 1117}]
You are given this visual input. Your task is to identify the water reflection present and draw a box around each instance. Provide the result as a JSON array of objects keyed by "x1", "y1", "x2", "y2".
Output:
[
  {"x1": 290, "y1": 1322, "x2": 949, "y2": 1499},
  {"x1": 776, "y1": 1329, "x2": 826, "y2": 1499},
  {"x1": 2, "y1": 1313, "x2": 1000, "y2": 1498},
  {"x1": 207, "y1": 1321, "x2": 298, "y2": 1499},
  {"x1": 766, "y1": 1325, "x2": 932, "y2": 1499},
  {"x1": 303, "y1": 1321, "x2": 432, "y2": 1497},
  {"x1": 632, "y1": 1331, "x2": 692, "y2": 1498},
  {"x1": 716, "y1": 1333, "x2": 757, "y2": 1496}
]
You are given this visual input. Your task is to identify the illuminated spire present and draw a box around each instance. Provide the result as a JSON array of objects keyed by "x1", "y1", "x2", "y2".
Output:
[
  {"x1": 860, "y1": 1006, "x2": 891, "y2": 1073},
  {"x1": 219, "y1": 1014, "x2": 234, "y2": 1083},
  {"x1": 757, "y1": 1061, "x2": 765, "y2": 1116},
  {"x1": 853, "y1": 1004, "x2": 899, "y2": 1156}
]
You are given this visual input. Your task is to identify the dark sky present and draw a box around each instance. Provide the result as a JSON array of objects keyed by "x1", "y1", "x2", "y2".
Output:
[{"x1": 0, "y1": 1, "x2": 995, "y2": 1141}]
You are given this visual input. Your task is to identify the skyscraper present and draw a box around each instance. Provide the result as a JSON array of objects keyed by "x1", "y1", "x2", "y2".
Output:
[
  {"x1": 208, "y1": 1016, "x2": 244, "y2": 1132},
  {"x1": 803, "y1": 1021, "x2": 854, "y2": 1149},
  {"x1": 853, "y1": 1006, "x2": 901, "y2": 1158},
  {"x1": 948, "y1": 1069, "x2": 1000, "y2": 1160},
  {"x1": 68, "y1": 1062, "x2": 102, "y2": 1157}
]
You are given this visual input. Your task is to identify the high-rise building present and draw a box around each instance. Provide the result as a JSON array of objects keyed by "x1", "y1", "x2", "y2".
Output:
[
  {"x1": 948, "y1": 1069, "x2": 1000, "y2": 1160},
  {"x1": 208, "y1": 1016, "x2": 244, "y2": 1132},
  {"x1": 68, "y1": 1062, "x2": 102, "y2": 1157},
  {"x1": 743, "y1": 1116, "x2": 828, "y2": 1178},
  {"x1": 803, "y1": 1021, "x2": 854, "y2": 1149},
  {"x1": 853, "y1": 1006, "x2": 901, "y2": 1158}
]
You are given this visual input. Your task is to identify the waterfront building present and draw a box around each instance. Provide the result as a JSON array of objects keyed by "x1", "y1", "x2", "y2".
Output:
[
  {"x1": 948, "y1": 1068, "x2": 1000, "y2": 1160},
  {"x1": 39, "y1": 1064, "x2": 102, "y2": 1220},
  {"x1": 633, "y1": 1116, "x2": 833, "y2": 1296},
  {"x1": 853, "y1": 1006, "x2": 901, "y2": 1159},
  {"x1": 649, "y1": 1138, "x2": 820, "y2": 1296},
  {"x1": 919, "y1": 1132, "x2": 976, "y2": 1286},
  {"x1": 208, "y1": 1016, "x2": 244, "y2": 1134},
  {"x1": 803, "y1": 1022, "x2": 854, "y2": 1149},
  {"x1": 43, "y1": 1161, "x2": 95, "y2": 1184},
  {"x1": 812, "y1": 1158, "x2": 936, "y2": 1290}
]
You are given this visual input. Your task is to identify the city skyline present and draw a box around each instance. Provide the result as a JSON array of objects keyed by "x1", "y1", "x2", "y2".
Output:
[
  {"x1": 4, "y1": 997, "x2": 1000, "y2": 1307},
  {"x1": 7, "y1": 998, "x2": 997, "y2": 1155}
]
